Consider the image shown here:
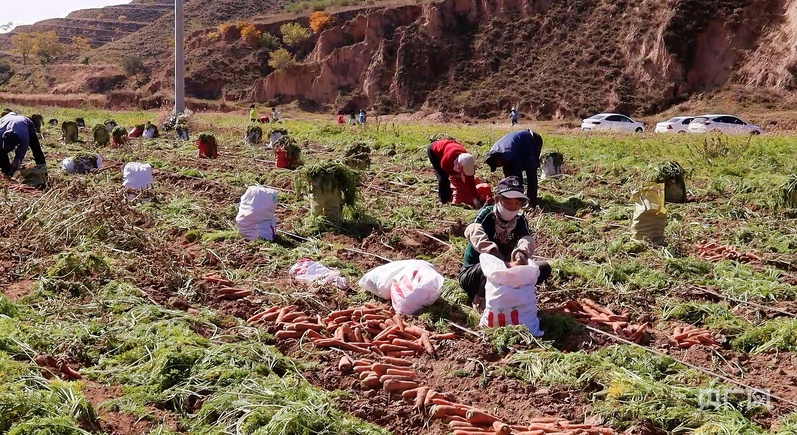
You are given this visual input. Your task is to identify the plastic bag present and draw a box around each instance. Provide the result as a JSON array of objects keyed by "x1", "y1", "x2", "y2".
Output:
[
  {"x1": 122, "y1": 162, "x2": 154, "y2": 189},
  {"x1": 358, "y1": 260, "x2": 444, "y2": 315},
  {"x1": 631, "y1": 182, "x2": 667, "y2": 244},
  {"x1": 540, "y1": 152, "x2": 564, "y2": 180},
  {"x1": 289, "y1": 258, "x2": 347, "y2": 289},
  {"x1": 235, "y1": 186, "x2": 277, "y2": 241},
  {"x1": 479, "y1": 253, "x2": 543, "y2": 336}
]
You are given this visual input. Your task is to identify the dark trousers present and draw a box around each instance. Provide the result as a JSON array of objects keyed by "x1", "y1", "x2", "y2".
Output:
[
  {"x1": 459, "y1": 261, "x2": 551, "y2": 303},
  {"x1": 427, "y1": 144, "x2": 452, "y2": 203}
]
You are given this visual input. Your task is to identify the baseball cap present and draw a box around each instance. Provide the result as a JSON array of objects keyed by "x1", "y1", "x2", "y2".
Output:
[{"x1": 496, "y1": 176, "x2": 528, "y2": 201}]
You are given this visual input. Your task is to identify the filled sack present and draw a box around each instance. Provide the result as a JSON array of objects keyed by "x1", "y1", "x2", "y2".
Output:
[
  {"x1": 235, "y1": 185, "x2": 277, "y2": 241},
  {"x1": 358, "y1": 260, "x2": 444, "y2": 315},
  {"x1": 630, "y1": 182, "x2": 667, "y2": 244},
  {"x1": 61, "y1": 154, "x2": 103, "y2": 174},
  {"x1": 122, "y1": 162, "x2": 154, "y2": 189},
  {"x1": 479, "y1": 253, "x2": 543, "y2": 336},
  {"x1": 20, "y1": 164, "x2": 48, "y2": 189},
  {"x1": 540, "y1": 152, "x2": 564, "y2": 180}
]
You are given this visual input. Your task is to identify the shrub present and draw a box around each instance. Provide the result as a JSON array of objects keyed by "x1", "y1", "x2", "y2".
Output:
[
  {"x1": 240, "y1": 24, "x2": 261, "y2": 47},
  {"x1": 309, "y1": 11, "x2": 333, "y2": 33},
  {"x1": 121, "y1": 55, "x2": 144, "y2": 77},
  {"x1": 280, "y1": 22, "x2": 311, "y2": 47},
  {"x1": 260, "y1": 32, "x2": 281, "y2": 50},
  {"x1": 0, "y1": 59, "x2": 11, "y2": 84},
  {"x1": 268, "y1": 48, "x2": 296, "y2": 71}
]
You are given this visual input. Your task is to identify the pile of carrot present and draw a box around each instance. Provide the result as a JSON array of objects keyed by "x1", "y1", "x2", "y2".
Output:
[
  {"x1": 696, "y1": 240, "x2": 761, "y2": 263},
  {"x1": 34, "y1": 354, "x2": 82, "y2": 380},
  {"x1": 671, "y1": 325, "x2": 722, "y2": 349},
  {"x1": 561, "y1": 299, "x2": 649, "y2": 344},
  {"x1": 448, "y1": 416, "x2": 616, "y2": 434},
  {"x1": 201, "y1": 272, "x2": 253, "y2": 300}
]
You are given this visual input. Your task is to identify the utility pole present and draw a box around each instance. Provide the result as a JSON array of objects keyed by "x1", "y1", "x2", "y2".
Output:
[{"x1": 174, "y1": 0, "x2": 185, "y2": 115}]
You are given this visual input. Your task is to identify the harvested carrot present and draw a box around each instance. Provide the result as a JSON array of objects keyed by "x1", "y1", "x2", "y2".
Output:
[
  {"x1": 353, "y1": 365, "x2": 373, "y2": 374},
  {"x1": 394, "y1": 314, "x2": 405, "y2": 330},
  {"x1": 353, "y1": 327, "x2": 364, "y2": 343},
  {"x1": 414, "y1": 386, "x2": 429, "y2": 408},
  {"x1": 359, "y1": 371, "x2": 377, "y2": 380},
  {"x1": 220, "y1": 290, "x2": 252, "y2": 299},
  {"x1": 449, "y1": 421, "x2": 476, "y2": 428},
  {"x1": 362, "y1": 313, "x2": 391, "y2": 321},
  {"x1": 380, "y1": 374, "x2": 417, "y2": 382},
  {"x1": 529, "y1": 417, "x2": 560, "y2": 423},
  {"x1": 420, "y1": 333, "x2": 435, "y2": 356},
  {"x1": 385, "y1": 368, "x2": 416, "y2": 377},
  {"x1": 385, "y1": 350, "x2": 416, "y2": 357},
  {"x1": 466, "y1": 409, "x2": 501, "y2": 425},
  {"x1": 431, "y1": 332, "x2": 456, "y2": 340},
  {"x1": 373, "y1": 325, "x2": 401, "y2": 342},
  {"x1": 403, "y1": 325, "x2": 427, "y2": 337},
  {"x1": 380, "y1": 356, "x2": 412, "y2": 366},
  {"x1": 424, "y1": 389, "x2": 442, "y2": 406},
  {"x1": 492, "y1": 421, "x2": 511, "y2": 434},
  {"x1": 431, "y1": 397, "x2": 455, "y2": 406},
  {"x1": 432, "y1": 404, "x2": 469, "y2": 418},
  {"x1": 60, "y1": 365, "x2": 81, "y2": 380},
  {"x1": 673, "y1": 326, "x2": 683, "y2": 337},
  {"x1": 361, "y1": 375, "x2": 382, "y2": 389},
  {"x1": 383, "y1": 379, "x2": 418, "y2": 392},
  {"x1": 515, "y1": 431, "x2": 545, "y2": 435},
  {"x1": 339, "y1": 356, "x2": 353, "y2": 372},
  {"x1": 305, "y1": 330, "x2": 324, "y2": 341},
  {"x1": 559, "y1": 422, "x2": 592, "y2": 429},
  {"x1": 379, "y1": 344, "x2": 412, "y2": 353},
  {"x1": 453, "y1": 430, "x2": 497, "y2": 435},
  {"x1": 312, "y1": 339, "x2": 371, "y2": 353},
  {"x1": 326, "y1": 309, "x2": 355, "y2": 321},
  {"x1": 629, "y1": 322, "x2": 649, "y2": 341},
  {"x1": 286, "y1": 322, "x2": 325, "y2": 332},
  {"x1": 275, "y1": 306, "x2": 294, "y2": 324},
  {"x1": 401, "y1": 387, "x2": 421, "y2": 400},
  {"x1": 352, "y1": 359, "x2": 373, "y2": 367},
  {"x1": 340, "y1": 324, "x2": 355, "y2": 342},
  {"x1": 392, "y1": 338, "x2": 424, "y2": 352},
  {"x1": 246, "y1": 306, "x2": 280, "y2": 323}
]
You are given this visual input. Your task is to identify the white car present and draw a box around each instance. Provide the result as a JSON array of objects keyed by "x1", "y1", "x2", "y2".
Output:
[
  {"x1": 581, "y1": 113, "x2": 645, "y2": 133},
  {"x1": 687, "y1": 115, "x2": 762, "y2": 135},
  {"x1": 655, "y1": 116, "x2": 694, "y2": 133}
]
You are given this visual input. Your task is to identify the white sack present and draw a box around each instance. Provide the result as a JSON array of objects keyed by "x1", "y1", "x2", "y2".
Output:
[
  {"x1": 235, "y1": 185, "x2": 278, "y2": 241},
  {"x1": 358, "y1": 260, "x2": 444, "y2": 315},
  {"x1": 122, "y1": 162, "x2": 154, "y2": 189},
  {"x1": 479, "y1": 253, "x2": 543, "y2": 336}
]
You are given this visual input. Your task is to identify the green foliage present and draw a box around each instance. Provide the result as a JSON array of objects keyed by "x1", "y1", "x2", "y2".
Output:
[
  {"x1": 121, "y1": 55, "x2": 144, "y2": 77},
  {"x1": 661, "y1": 301, "x2": 749, "y2": 336},
  {"x1": 268, "y1": 48, "x2": 296, "y2": 71},
  {"x1": 279, "y1": 22, "x2": 311, "y2": 47},
  {"x1": 260, "y1": 32, "x2": 281, "y2": 51},
  {"x1": 778, "y1": 174, "x2": 797, "y2": 208},
  {"x1": 484, "y1": 325, "x2": 538, "y2": 353},
  {"x1": 731, "y1": 318, "x2": 797, "y2": 354},
  {"x1": 293, "y1": 161, "x2": 360, "y2": 207}
]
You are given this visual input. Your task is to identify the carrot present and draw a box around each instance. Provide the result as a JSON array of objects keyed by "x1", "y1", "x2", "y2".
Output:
[
  {"x1": 340, "y1": 324, "x2": 355, "y2": 342},
  {"x1": 354, "y1": 365, "x2": 374, "y2": 374},
  {"x1": 403, "y1": 325, "x2": 427, "y2": 337},
  {"x1": 371, "y1": 363, "x2": 402, "y2": 375},
  {"x1": 373, "y1": 325, "x2": 401, "y2": 342},
  {"x1": 466, "y1": 409, "x2": 501, "y2": 425},
  {"x1": 449, "y1": 421, "x2": 476, "y2": 428},
  {"x1": 383, "y1": 379, "x2": 418, "y2": 392},
  {"x1": 392, "y1": 338, "x2": 424, "y2": 352},
  {"x1": 326, "y1": 309, "x2": 355, "y2": 321},
  {"x1": 312, "y1": 339, "x2": 372, "y2": 354},
  {"x1": 394, "y1": 314, "x2": 405, "y2": 330},
  {"x1": 431, "y1": 332, "x2": 456, "y2": 340},
  {"x1": 424, "y1": 389, "x2": 442, "y2": 406},
  {"x1": 380, "y1": 356, "x2": 413, "y2": 366},
  {"x1": 453, "y1": 430, "x2": 497, "y2": 435},
  {"x1": 247, "y1": 306, "x2": 280, "y2": 323},
  {"x1": 352, "y1": 359, "x2": 373, "y2": 367},
  {"x1": 359, "y1": 371, "x2": 377, "y2": 380},
  {"x1": 420, "y1": 333, "x2": 435, "y2": 356},
  {"x1": 432, "y1": 404, "x2": 469, "y2": 418},
  {"x1": 362, "y1": 313, "x2": 391, "y2": 321},
  {"x1": 339, "y1": 356, "x2": 353, "y2": 372},
  {"x1": 611, "y1": 322, "x2": 625, "y2": 336},
  {"x1": 60, "y1": 365, "x2": 82, "y2": 380},
  {"x1": 275, "y1": 306, "x2": 294, "y2": 324},
  {"x1": 514, "y1": 431, "x2": 545, "y2": 435},
  {"x1": 385, "y1": 350, "x2": 416, "y2": 357},
  {"x1": 529, "y1": 417, "x2": 560, "y2": 423},
  {"x1": 364, "y1": 302, "x2": 381, "y2": 309},
  {"x1": 365, "y1": 326, "x2": 382, "y2": 336},
  {"x1": 286, "y1": 322, "x2": 325, "y2": 332},
  {"x1": 385, "y1": 368, "x2": 417, "y2": 377},
  {"x1": 401, "y1": 387, "x2": 421, "y2": 400},
  {"x1": 384, "y1": 319, "x2": 396, "y2": 327},
  {"x1": 431, "y1": 397, "x2": 455, "y2": 406},
  {"x1": 275, "y1": 330, "x2": 304, "y2": 340},
  {"x1": 305, "y1": 330, "x2": 324, "y2": 341},
  {"x1": 220, "y1": 290, "x2": 252, "y2": 299},
  {"x1": 696, "y1": 335, "x2": 721, "y2": 346},
  {"x1": 629, "y1": 322, "x2": 649, "y2": 341},
  {"x1": 203, "y1": 276, "x2": 233, "y2": 285},
  {"x1": 219, "y1": 286, "x2": 246, "y2": 294},
  {"x1": 414, "y1": 387, "x2": 429, "y2": 408},
  {"x1": 379, "y1": 344, "x2": 412, "y2": 353},
  {"x1": 361, "y1": 375, "x2": 382, "y2": 389},
  {"x1": 559, "y1": 422, "x2": 592, "y2": 429},
  {"x1": 353, "y1": 327, "x2": 364, "y2": 343},
  {"x1": 492, "y1": 421, "x2": 511, "y2": 434}
]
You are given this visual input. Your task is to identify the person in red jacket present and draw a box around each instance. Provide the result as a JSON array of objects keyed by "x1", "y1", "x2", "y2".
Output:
[{"x1": 427, "y1": 135, "x2": 480, "y2": 208}]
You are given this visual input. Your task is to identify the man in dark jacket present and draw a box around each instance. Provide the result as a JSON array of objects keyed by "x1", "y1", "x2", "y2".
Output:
[
  {"x1": 460, "y1": 176, "x2": 550, "y2": 309},
  {"x1": 484, "y1": 129, "x2": 543, "y2": 205},
  {"x1": 1, "y1": 113, "x2": 46, "y2": 177}
]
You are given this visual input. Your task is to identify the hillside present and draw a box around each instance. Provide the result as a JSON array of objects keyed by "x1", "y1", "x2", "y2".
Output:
[{"x1": 1, "y1": 0, "x2": 797, "y2": 118}]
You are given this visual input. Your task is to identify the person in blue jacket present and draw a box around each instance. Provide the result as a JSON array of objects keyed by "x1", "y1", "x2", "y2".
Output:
[
  {"x1": 484, "y1": 129, "x2": 543, "y2": 206},
  {"x1": 0, "y1": 112, "x2": 46, "y2": 177}
]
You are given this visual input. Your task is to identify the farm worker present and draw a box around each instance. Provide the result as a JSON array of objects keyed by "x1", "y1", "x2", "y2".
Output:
[
  {"x1": 349, "y1": 113, "x2": 357, "y2": 125},
  {"x1": 359, "y1": 110, "x2": 366, "y2": 124},
  {"x1": 484, "y1": 129, "x2": 543, "y2": 206},
  {"x1": 249, "y1": 104, "x2": 258, "y2": 123},
  {"x1": 510, "y1": 107, "x2": 519, "y2": 126},
  {"x1": 337, "y1": 113, "x2": 344, "y2": 124},
  {"x1": 428, "y1": 135, "x2": 480, "y2": 208},
  {"x1": 0, "y1": 112, "x2": 46, "y2": 177},
  {"x1": 459, "y1": 176, "x2": 551, "y2": 309},
  {"x1": 259, "y1": 115, "x2": 271, "y2": 123},
  {"x1": 271, "y1": 107, "x2": 280, "y2": 122}
]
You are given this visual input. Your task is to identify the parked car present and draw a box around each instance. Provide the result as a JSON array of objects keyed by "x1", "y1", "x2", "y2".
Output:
[
  {"x1": 687, "y1": 115, "x2": 762, "y2": 135},
  {"x1": 581, "y1": 113, "x2": 644, "y2": 133},
  {"x1": 654, "y1": 116, "x2": 694, "y2": 133}
]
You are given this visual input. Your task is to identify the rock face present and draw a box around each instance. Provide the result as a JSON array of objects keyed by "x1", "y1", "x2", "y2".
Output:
[{"x1": 249, "y1": 0, "x2": 797, "y2": 118}]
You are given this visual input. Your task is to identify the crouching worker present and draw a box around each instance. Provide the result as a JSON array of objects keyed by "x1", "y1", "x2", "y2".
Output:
[
  {"x1": 484, "y1": 129, "x2": 544, "y2": 206},
  {"x1": 1, "y1": 113, "x2": 47, "y2": 183},
  {"x1": 428, "y1": 135, "x2": 480, "y2": 208},
  {"x1": 459, "y1": 176, "x2": 551, "y2": 309}
]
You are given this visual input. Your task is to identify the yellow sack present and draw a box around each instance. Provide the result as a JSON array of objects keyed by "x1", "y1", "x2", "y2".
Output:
[{"x1": 631, "y1": 183, "x2": 667, "y2": 244}]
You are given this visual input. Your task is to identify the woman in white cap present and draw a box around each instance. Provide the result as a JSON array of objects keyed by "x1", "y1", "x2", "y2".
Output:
[
  {"x1": 427, "y1": 134, "x2": 480, "y2": 208},
  {"x1": 460, "y1": 175, "x2": 550, "y2": 309}
]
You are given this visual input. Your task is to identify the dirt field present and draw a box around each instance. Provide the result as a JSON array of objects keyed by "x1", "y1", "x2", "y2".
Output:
[{"x1": 1, "y1": 106, "x2": 796, "y2": 434}]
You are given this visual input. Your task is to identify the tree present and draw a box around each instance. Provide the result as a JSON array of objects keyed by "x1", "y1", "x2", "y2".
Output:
[
  {"x1": 11, "y1": 33, "x2": 35, "y2": 65},
  {"x1": 309, "y1": 12, "x2": 333, "y2": 34},
  {"x1": 122, "y1": 55, "x2": 145, "y2": 77},
  {"x1": 280, "y1": 22, "x2": 310, "y2": 47},
  {"x1": 268, "y1": 48, "x2": 295, "y2": 71},
  {"x1": 32, "y1": 31, "x2": 64, "y2": 67},
  {"x1": 71, "y1": 36, "x2": 92, "y2": 65},
  {"x1": 260, "y1": 32, "x2": 280, "y2": 51}
]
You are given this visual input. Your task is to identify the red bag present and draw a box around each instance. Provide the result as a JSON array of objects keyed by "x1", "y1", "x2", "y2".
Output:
[
  {"x1": 450, "y1": 175, "x2": 477, "y2": 206},
  {"x1": 276, "y1": 147, "x2": 292, "y2": 168},
  {"x1": 476, "y1": 183, "x2": 493, "y2": 204},
  {"x1": 197, "y1": 137, "x2": 218, "y2": 159}
]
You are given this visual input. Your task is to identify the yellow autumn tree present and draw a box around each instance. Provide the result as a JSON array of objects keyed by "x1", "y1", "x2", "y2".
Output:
[
  {"x1": 11, "y1": 33, "x2": 35, "y2": 65},
  {"x1": 32, "y1": 31, "x2": 64, "y2": 68},
  {"x1": 240, "y1": 24, "x2": 261, "y2": 47},
  {"x1": 280, "y1": 22, "x2": 310, "y2": 47},
  {"x1": 309, "y1": 12, "x2": 333, "y2": 33},
  {"x1": 268, "y1": 48, "x2": 295, "y2": 71}
]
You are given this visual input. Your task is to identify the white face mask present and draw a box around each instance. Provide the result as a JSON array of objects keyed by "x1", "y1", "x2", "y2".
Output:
[{"x1": 495, "y1": 201, "x2": 518, "y2": 221}]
